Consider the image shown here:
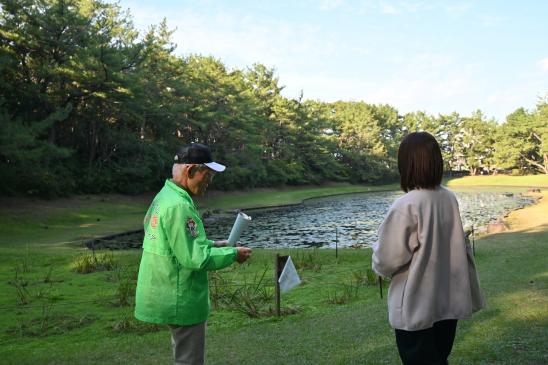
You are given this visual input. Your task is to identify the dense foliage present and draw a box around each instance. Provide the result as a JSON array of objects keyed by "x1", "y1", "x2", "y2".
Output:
[{"x1": 1, "y1": 0, "x2": 547, "y2": 196}]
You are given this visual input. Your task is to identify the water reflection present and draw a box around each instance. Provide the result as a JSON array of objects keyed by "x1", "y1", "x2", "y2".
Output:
[{"x1": 204, "y1": 191, "x2": 536, "y2": 249}]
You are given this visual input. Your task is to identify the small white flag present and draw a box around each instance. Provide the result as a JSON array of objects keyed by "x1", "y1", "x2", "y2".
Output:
[{"x1": 278, "y1": 256, "x2": 301, "y2": 293}]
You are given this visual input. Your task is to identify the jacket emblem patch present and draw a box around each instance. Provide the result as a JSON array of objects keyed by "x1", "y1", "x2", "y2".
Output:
[
  {"x1": 187, "y1": 218, "x2": 198, "y2": 237},
  {"x1": 151, "y1": 215, "x2": 158, "y2": 228}
]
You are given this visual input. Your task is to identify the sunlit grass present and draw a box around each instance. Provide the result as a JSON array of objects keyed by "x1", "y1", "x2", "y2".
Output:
[
  {"x1": 446, "y1": 174, "x2": 548, "y2": 188},
  {"x1": 198, "y1": 182, "x2": 400, "y2": 210},
  {"x1": 0, "y1": 183, "x2": 546, "y2": 364}
]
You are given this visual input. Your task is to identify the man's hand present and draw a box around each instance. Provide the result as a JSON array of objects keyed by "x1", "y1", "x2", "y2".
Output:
[
  {"x1": 213, "y1": 240, "x2": 229, "y2": 247},
  {"x1": 236, "y1": 247, "x2": 252, "y2": 263}
]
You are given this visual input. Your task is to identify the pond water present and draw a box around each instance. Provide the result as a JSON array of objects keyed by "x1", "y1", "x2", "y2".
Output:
[{"x1": 204, "y1": 190, "x2": 536, "y2": 249}]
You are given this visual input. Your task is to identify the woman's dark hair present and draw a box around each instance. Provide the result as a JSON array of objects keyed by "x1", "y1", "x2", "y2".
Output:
[{"x1": 398, "y1": 132, "x2": 443, "y2": 192}]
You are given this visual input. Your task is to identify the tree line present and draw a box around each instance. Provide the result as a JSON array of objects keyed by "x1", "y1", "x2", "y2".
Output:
[{"x1": 1, "y1": 0, "x2": 547, "y2": 197}]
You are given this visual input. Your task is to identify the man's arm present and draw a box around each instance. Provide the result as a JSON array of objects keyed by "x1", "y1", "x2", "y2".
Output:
[{"x1": 164, "y1": 205, "x2": 238, "y2": 271}]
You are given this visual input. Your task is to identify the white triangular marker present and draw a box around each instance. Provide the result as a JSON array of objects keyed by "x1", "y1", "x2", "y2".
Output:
[{"x1": 278, "y1": 256, "x2": 301, "y2": 293}]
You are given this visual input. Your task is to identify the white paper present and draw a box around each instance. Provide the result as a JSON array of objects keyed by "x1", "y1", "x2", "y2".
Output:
[
  {"x1": 278, "y1": 256, "x2": 301, "y2": 293},
  {"x1": 227, "y1": 212, "x2": 252, "y2": 246}
]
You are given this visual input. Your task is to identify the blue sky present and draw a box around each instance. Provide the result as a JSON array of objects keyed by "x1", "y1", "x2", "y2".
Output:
[{"x1": 116, "y1": 0, "x2": 548, "y2": 122}]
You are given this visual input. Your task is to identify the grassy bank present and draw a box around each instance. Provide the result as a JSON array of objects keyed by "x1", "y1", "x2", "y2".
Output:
[
  {"x1": 2, "y1": 176, "x2": 546, "y2": 248},
  {"x1": 0, "y1": 183, "x2": 399, "y2": 249},
  {"x1": 0, "y1": 178, "x2": 546, "y2": 364},
  {"x1": 446, "y1": 174, "x2": 548, "y2": 188},
  {"x1": 197, "y1": 182, "x2": 400, "y2": 211}
]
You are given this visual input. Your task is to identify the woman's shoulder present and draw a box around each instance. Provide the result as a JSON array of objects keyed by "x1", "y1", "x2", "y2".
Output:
[
  {"x1": 393, "y1": 186, "x2": 456, "y2": 207},
  {"x1": 438, "y1": 185, "x2": 459, "y2": 201},
  {"x1": 390, "y1": 191, "x2": 419, "y2": 214}
]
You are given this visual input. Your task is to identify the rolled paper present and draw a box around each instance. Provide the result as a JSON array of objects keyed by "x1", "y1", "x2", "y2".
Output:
[{"x1": 227, "y1": 211, "x2": 252, "y2": 246}]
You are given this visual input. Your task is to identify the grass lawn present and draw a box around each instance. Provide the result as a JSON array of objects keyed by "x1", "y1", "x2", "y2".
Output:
[
  {"x1": 196, "y1": 182, "x2": 400, "y2": 211},
  {"x1": 0, "y1": 177, "x2": 546, "y2": 364},
  {"x1": 446, "y1": 174, "x2": 548, "y2": 188},
  {"x1": 0, "y1": 183, "x2": 399, "y2": 249}
]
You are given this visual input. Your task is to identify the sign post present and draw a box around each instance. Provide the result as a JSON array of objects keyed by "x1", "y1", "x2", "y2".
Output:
[{"x1": 275, "y1": 254, "x2": 288, "y2": 317}]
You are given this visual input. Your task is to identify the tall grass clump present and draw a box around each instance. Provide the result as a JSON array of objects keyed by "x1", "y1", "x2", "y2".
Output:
[
  {"x1": 209, "y1": 267, "x2": 277, "y2": 317},
  {"x1": 9, "y1": 266, "x2": 30, "y2": 305},
  {"x1": 293, "y1": 249, "x2": 323, "y2": 271},
  {"x1": 71, "y1": 252, "x2": 117, "y2": 274},
  {"x1": 111, "y1": 266, "x2": 137, "y2": 307},
  {"x1": 111, "y1": 311, "x2": 163, "y2": 334},
  {"x1": 326, "y1": 280, "x2": 361, "y2": 305}
]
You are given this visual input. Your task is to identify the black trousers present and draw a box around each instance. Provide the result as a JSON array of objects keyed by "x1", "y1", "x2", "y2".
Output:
[{"x1": 395, "y1": 319, "x2": 458, "y2": 365}]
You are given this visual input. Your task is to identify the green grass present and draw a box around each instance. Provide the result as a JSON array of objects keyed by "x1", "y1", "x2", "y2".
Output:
[
  {"x1": 1, "y1": 229, "x2": 546, "y2": 364},
  {"x1": 2, "y1": 175, "x2": 543, "y2": 248},
  {"x1": 0, "y1": 179, "x2": 546, "y2": 364},
  {"x1": 446, "y1": 174, "x2": 548, "y2": 188},
  {"x1": 197, "y1": 182, "x2": 400, "y2": 210},
  {"x1": 0, "y1": 195, "x2": 151, "y2": 248},
  {"x1": 0, "y1": 183, "x2": 398, "y2": 249}
]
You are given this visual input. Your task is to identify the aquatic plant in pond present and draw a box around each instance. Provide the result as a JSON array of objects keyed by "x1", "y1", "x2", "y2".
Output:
[{"x1": 204, "y1": 191, "x2": 536, "y2": 249}]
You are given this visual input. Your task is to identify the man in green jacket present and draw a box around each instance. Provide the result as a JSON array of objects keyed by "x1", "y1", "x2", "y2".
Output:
[{"x1": 135, "y1": 143, "x2": 252, "y2": 365}]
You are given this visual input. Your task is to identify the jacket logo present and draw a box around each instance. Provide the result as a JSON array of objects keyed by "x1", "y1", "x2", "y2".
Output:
[
  {"x1": 151, "y1": 215, "x2": 158, "y2": 228},
  {"x1": 187, "y1": 218, "x2": 198, "y2": 237}
]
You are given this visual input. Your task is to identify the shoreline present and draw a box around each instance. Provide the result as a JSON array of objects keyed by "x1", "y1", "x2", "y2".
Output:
[
  {"x1": 204, "y1": 183, "x2": 544, "y2": 214},
  {"x1": 502, "y1": 190, "x2": 547, "y2": 232},
  {"x1": 203, "y1": 187, "x2": 399, "y2": 215},
  {"x1": 1, "y1": 182, "x2": 545, "y2": 248},
  {"x1": 201, "y1": 187, "x2": 543, "y2": 250},
  {"x1": 466, "y1": 190, "x2": 543, "y2": 237},
  {"x1": 204, "y1": 186, "x2": 543, "y2": 225}
]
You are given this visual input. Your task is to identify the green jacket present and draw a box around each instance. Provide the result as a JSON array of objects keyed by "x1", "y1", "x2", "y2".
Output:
[{"x1": 134, "y1": 179, "x2": 237, "y2": 326}]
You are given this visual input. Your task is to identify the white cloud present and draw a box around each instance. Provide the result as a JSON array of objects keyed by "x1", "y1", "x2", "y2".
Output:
[
  {"x1": 444, "y1": 3, "x2": 472, "y2": 15},
  {"x1": 485, "y1": 87, "x2": 548, "y2": 121},
  {"x1": 478, "y1": 14, "x2": 506, "y2": 28},
  {"x1": 539, "y1": 57, "x2": 548, "y2": 72},
  {"x1": 124, "y1": 2, "x2": 373, "y2": 76},
  {"x1": 380, "y1": 3, "x2": 397, "y2": 14},
  {"x1": 376, "y1": 1, "x2": 439, "y2": 15},
  {"x1": 319, "y1": 0, "x2": 344, "y2": 11},
  {"x1": 281, "y1": 55, "x2": 477, "y2": 114},
  {"x1": 118, "y1": 0, "x2": 546, "y2": 123},
  {"x1": 487, "y1": 91, "x2": 521, "y2": 104}
]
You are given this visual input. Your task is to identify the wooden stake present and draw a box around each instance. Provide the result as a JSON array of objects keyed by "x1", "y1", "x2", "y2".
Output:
[
  {"x1": 275, "y1": 254, "x2": 281, "y2": 316},
  {"x1": 275, "y1": 254, "x2": 289, "y2": 317},
  {"x1": 472, "y1": 225, "x2": 476, "y2": 257},
  {"x1": 378, "y1": 276, "x2": 383, "y2": 299},
  {"x1": 335, "y1": 226, "x2": 338, "y2": 259}
]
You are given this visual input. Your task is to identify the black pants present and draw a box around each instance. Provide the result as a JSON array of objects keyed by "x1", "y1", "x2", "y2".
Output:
[{"x1": 395, "y1": 319, "x2": 458, "y2": 365}]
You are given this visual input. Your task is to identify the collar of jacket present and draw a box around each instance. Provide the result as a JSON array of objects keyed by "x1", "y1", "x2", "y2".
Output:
[{"x1": 165, "y1": 179, "x2": 195, "y2": 208}]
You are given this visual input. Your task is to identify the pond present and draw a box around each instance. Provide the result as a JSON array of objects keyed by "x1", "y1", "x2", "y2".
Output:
[{"x1": 204, "y1": 190, "x2": 536, "y2": 249}]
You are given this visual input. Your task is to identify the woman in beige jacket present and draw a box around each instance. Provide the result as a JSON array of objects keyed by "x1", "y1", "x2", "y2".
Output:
[{"x1": 372, "y1": 132, "x2": 484, "y2": 365}]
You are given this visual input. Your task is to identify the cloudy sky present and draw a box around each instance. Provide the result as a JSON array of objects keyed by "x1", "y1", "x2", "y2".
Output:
[{"x1": 115, "y1": 0, "x2": 548, "y2": 122}]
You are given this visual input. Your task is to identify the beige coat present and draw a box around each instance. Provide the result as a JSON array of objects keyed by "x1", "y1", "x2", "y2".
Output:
[{"x1": 372, "y1": 186, "x2": 485, "y2": 331}]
